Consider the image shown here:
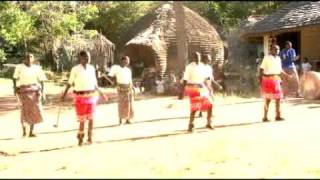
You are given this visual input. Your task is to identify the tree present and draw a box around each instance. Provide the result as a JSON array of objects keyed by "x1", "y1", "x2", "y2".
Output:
[
  {"x1": 185, "y1": 1, "x2": 288, "y2": 34},
  {"x1": 27, "y1": 1, "x2": 98, "y2": 70},
  {"x1": 86, "y1": 1, "x2": 158, "y2": 48},
  {"x1": 0, "y1": 2, "x2": 35, "y2": 54}
]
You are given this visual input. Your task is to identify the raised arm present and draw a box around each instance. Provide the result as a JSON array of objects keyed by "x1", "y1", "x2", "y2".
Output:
[{"x1": 61, "y1": 68, "x2": 75, "y2": 101}]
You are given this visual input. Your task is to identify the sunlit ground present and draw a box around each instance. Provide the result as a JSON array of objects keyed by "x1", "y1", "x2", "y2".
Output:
[{"x1": 1, "y1": 78, "x2": 320, "y2": 178}]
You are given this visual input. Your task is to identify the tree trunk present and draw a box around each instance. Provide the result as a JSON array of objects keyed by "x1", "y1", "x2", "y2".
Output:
[{"x1": 23, "y1": 36, "x2": 28, "y2": 56}]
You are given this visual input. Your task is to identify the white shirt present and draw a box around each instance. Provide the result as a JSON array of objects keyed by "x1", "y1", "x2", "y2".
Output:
[
  {"x1": 13, "y1": 64, "x2": 47, "y2": 86},
  {"x1": 203, "y1": 64, "x2": 214, "y2": 80},
  {"x1": 260, "y1": 55, "x2": 282, "y2": 75},
  {"x1": 68, "y1": 64, "x2": 97, "y2": 91},
  {"x1": 108, "y1": 65, "x2": 132, "y2": 84},
  {"x1": 183, "y1": 62, "x2": 207, "y2": 84},
  {"x1": 155, "y1": 80, "x2": 164, "y2": 94},
  {"x1": 301, "y1": 62, "x2": 312, "y2": 73}
]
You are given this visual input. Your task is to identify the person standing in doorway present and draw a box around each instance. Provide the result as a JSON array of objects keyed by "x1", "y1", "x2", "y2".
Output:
[
  {"x1": 280, "y1": 41, "x2": 300, "y2": 97},
  {"x1": 301, "y1": 57, "x2": 312, "y2": 74}
]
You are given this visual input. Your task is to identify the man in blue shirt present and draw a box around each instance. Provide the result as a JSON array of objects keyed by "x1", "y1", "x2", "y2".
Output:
[{"x1": 280, "y1": 41, "x2": 300, "y2": 97}]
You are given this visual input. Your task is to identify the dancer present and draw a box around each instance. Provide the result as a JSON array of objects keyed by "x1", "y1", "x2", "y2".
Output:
[
  {"x1": 180, "y1": 52, "x2": 214, "y2": 132},
  {"x1": 13, "y1": 53, "x2": 47, "y2": 137},
  {"x1": 108, "y1": 56, "x2": 135, "y2": 125},
  {"x1": 260, "y1": 45, "x2": 290, "y2": 122},
  {"x1": 61, "y1": 50, "x2": 107, "y2": 146}
]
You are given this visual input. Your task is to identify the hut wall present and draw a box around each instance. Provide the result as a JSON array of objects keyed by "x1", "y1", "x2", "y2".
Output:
[
  {"x1": 301, "y1": 27, "x2": 320, "y2": 61},
  {"x1": 122, "y1": 3, "x2": 224, "y2": 78}
]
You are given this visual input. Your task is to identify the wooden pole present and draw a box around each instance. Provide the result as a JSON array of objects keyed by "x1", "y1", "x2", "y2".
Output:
[{"x1": 173, "y1": 1, "x2": 188, "y2": 74}]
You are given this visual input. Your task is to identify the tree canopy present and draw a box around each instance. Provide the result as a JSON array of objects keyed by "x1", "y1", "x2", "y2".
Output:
[{"x1": 0, "y1": 1, "x2": 286, "y2": 70}]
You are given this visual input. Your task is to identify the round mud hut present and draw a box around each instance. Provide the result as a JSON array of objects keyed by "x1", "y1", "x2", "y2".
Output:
[{"x1": 121, "y1": 3, "x2": 224, "y2": 78}]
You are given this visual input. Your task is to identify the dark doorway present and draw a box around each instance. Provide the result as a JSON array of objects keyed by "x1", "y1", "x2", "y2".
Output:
[
  {"x1": 123, "y1": 44, "x2": 156, "y2": 78},
  {"x1": 276, "y1": 32, "x2": 301, "y2": 71},
  {"x1": 276, "y1": 32, "x2": 301, "y2": 55}
]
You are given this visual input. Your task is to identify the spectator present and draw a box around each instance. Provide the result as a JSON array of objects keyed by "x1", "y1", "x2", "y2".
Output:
[{"x1": 301, "y1": 57, "x2": 312, "y2": 74}]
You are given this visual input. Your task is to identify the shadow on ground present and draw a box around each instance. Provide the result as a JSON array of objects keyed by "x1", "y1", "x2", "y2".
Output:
[
  {"x1": 284, "y1": 98, "x2": 320, "y2": 108},
  {"x1": 0, "y1": 116, "x2": 275, "y2": 158},
  {"x1": 0, "y1": 92, "x2": 167, "y2": 115},
  {"x1": 0, "y1": 96, "x2": 19, "y2": 113}
]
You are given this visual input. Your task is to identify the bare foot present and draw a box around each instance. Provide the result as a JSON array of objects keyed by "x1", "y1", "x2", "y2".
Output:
[
  {"x1": 29, "y1": 134, "x2": 36, "y2": 138},
  {"x1": 125, "y1": 120, "x2": 131, "y2": 124},
  {"x1": 206, "y1": 124, "x2": 214, "y2": 130}
]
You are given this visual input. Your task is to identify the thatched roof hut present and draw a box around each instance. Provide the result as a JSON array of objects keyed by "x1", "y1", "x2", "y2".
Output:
[
  {"x1": 241, "y1": 1, "x2": 320, "y2": 60},
  {"x1": 241, "y1": 1, "x2": 320, "y2": 37},
  {"x1": 121, "y1": 3, "x2": 224, "y2": 77},
  {"x1": 54, "y1": 30, "x2": 115, "y2": 71}
]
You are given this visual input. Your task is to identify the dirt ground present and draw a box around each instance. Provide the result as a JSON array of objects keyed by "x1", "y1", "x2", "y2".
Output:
[{"x1": 1, "y1": 78, "x2": 320, "y2": 178}]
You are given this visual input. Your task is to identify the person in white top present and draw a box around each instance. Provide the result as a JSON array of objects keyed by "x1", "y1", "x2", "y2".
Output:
[
  {"x1": 259, "y1": 45, "x2": 290, "y2": 122},
  {"x1": 180, "y1": 51, "x2": 214, "y2": 132},
  {"x1": 61, "y1": 50, "x2": 107, "y2": 146},
  {"x1": 301, "y1": 57, "x2": 312, "y2": 74},
  {"x1": 13, "y1": 53, "x2": 47, "y2": 138},
  {"x1": 198, "y1": 54, "x2": 223, "y2": 118},
  {"x1": 108, "y1": 56, "x2": 134, "y2": 125},
  {"x1": 155, "y1": 75, "x2": 165, "y2": 94}
]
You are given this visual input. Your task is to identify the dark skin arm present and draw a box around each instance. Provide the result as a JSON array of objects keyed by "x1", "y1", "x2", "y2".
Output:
[
  {"x1": 60, "y1": 84, "x2": 71, "y2": 101},
  {"x1": 95, "y1": 85, "x2": 108, "y2": 102},
  {"x1": 61, "y1": 83, "x2": 108, "y2": 102},
  {"x1": 211, "y1": 79, "x2": 223, "y2": 91},
  {"x1": 259, "y1": 68, "x2": 291, "y2": 84},
  {"x1": 101, "y1": 73, "x2": 115, "y2": 86},
  {"x1": 179, "y1": 80, "x2": 187, "y2": 100},
  {"x1": 204, "y1": 78, "x2": 212, "y2": 93},
  {"x1": 40, "y1": 81, "x2": 44, "y2": 94},
  {"x1": 13, "y1": 78, "x2": 18, "y2": 95},
  {"x1": 259, "y1": 68, "x2": 264, "y2": 84}
]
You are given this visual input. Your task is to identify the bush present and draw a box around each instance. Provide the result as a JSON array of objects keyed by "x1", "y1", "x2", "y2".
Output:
[
  {"x1": 0, "y1": 49, "x2": 6, "y2": 64},
  {"x1": 0, "y1": 64, "x2": 15, "y2": 78}
]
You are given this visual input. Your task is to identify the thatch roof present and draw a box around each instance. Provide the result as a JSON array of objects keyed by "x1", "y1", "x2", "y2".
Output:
[
  {"x1": 55, "y1": 30, "x2": 115, "y2": 71},
  {"x1": 242, "y1": 1, "x2": 320, "y2": 37},
  {"x1": 122, "y1": 3, "x2": 224, "y2": 76}
]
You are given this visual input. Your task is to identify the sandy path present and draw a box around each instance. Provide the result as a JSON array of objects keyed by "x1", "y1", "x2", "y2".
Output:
[{"x1": 1, "y1": 78, "x2": 320, "y2": 178}]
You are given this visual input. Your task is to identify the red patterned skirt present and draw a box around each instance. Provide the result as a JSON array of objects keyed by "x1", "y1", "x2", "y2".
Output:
[
  {"x1": 261, "y1": 75, "x2": 283, "y2": 99},
  {"x1": 184, "y1": 84, "x2": 213, "y2": 112},
  {"x1": 74, "y1": 91, "x2": 99, "y2": 122},
  {"x1": 18, "y1": 84, "x2": 44, "y2": 125}
]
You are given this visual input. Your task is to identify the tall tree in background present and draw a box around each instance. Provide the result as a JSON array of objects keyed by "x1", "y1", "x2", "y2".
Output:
[
  {"x1": 28, "y1": 1, "x2": 98, "y2": 70},
  {"x1": 173, "y1": 1, "x2": 188, "y2": 73},
  {"x1": 185, "y1": 1, "x2": 287, "y2": 36},
  {"x1": 86, "y1": 1, "x2": 158, "y2": 49},
  {"x1": 0, "y1": 1, "x2": 287, "y2": 70},
  {"x1": 0, "y1": 2, "x2": 35, "y2": 58}
]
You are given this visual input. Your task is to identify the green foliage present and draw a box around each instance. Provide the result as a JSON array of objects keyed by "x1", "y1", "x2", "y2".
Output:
[
  {"x1": 0, "y1": 2, "x2": 35, "y2": 46},
  {"x1": 86, "y1": 1, "x2": 158, "y2": 47},
  {"x1": 186, "y1": 1, "x2": 287, "y2": 33},
  {"x1": 29, "y1": 2, "x2": 97, "y2": 38},
  {"x1": 78, "y1": 4, "x2": 98, "y2": 23},
  {"x1": 25, "y1": 2, "x2": 98, "y2": 69},
  {"x1": 0, "y1": 49, "x2": 6, "y2": 63},
  {"x1": 0, "y1": 1, "x2": 287, "y2": 71}
]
